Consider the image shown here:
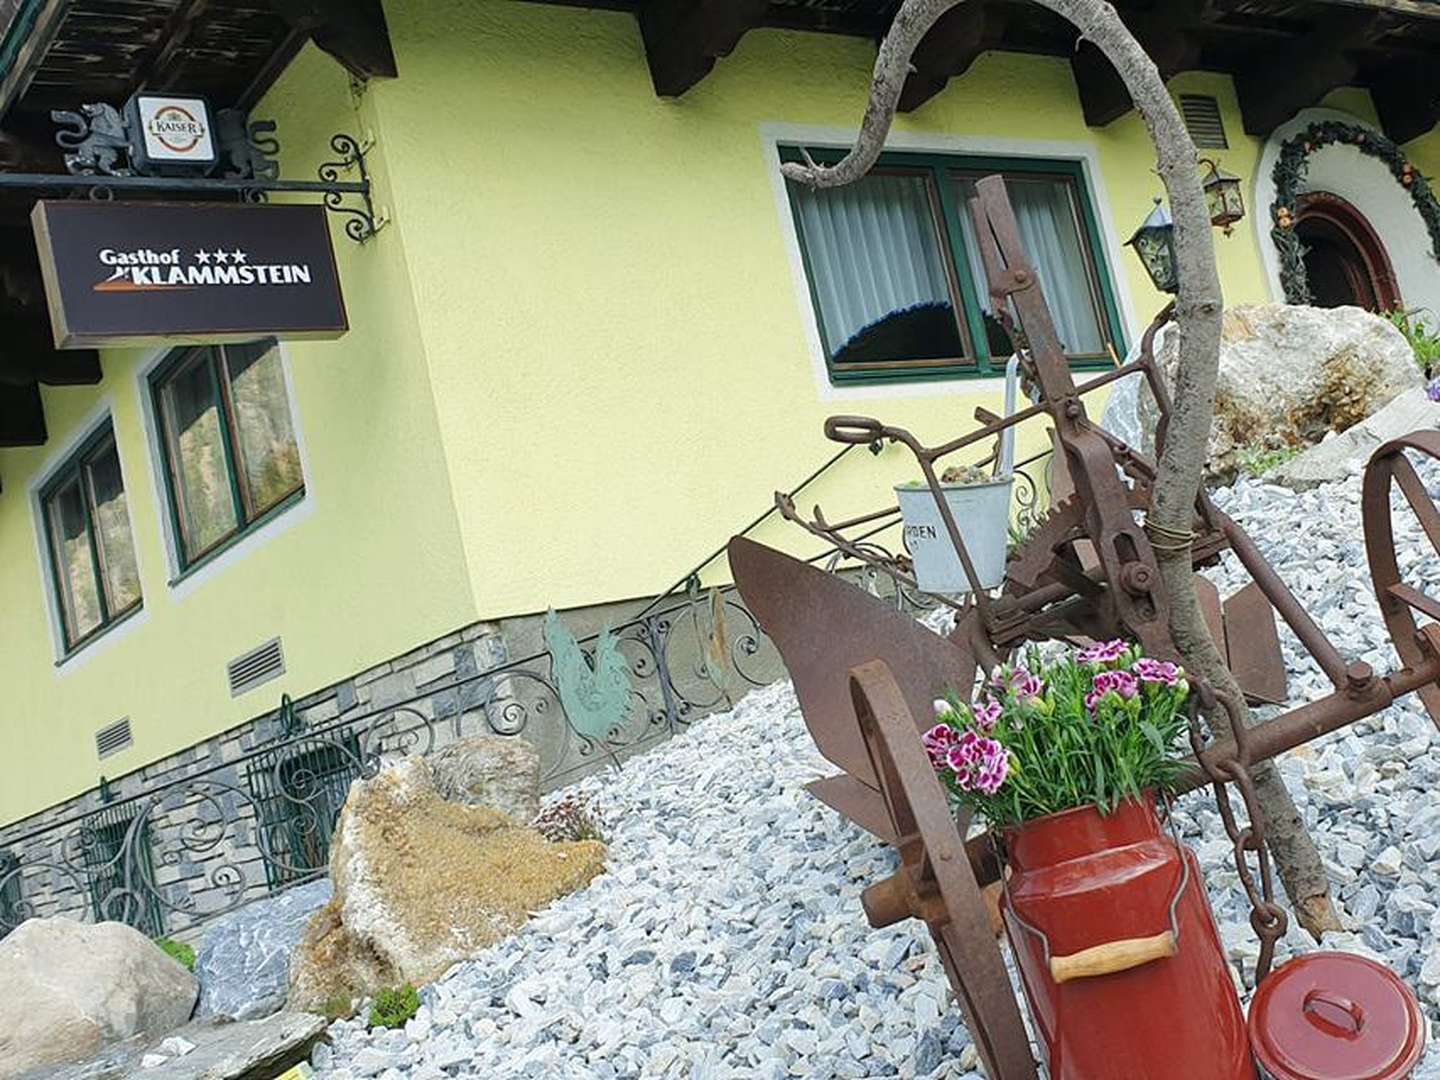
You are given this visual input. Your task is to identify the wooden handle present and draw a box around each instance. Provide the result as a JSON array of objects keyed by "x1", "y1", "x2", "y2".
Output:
[{"x1": 1048, "y1": 930, "x2": 1177, "y2": 984}]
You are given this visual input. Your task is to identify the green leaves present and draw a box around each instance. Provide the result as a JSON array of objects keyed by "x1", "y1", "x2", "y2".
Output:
[{"x1": 934, "y1": 644, "x2": 1191, "y2": 828}]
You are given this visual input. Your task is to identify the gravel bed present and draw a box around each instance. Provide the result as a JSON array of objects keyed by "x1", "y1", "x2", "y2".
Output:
[{"x1": 318, "y1": 462, "x2": 1440, "y2": 1080}]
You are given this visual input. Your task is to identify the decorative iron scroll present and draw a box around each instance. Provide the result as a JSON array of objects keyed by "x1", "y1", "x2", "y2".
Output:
[
  {"x1": 0, "y1": 581, "x2": 839, "y2": 939},
  {"x1": 1271, "y1": 120, "x2": 1440, "y2": 304}
]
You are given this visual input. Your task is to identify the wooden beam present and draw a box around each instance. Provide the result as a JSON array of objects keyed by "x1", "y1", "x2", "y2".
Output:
[
  {"x1": 638, "y1": 0, "x2": 766, "y2": 98},
  {"x1": 0, "y1": 381, "x2": 44, "y2": 447},
  {"x1": 0, "y1": 0, "x2": 68, "y2": 123},
  {"x1": 134, "y1": 0, "x2": 214, "y2": 94},
  {"x1": 267, "y1": 0, "x2": 397, "y2": 81},
  {"x1": 1235, "y1": 12, "x2": 1388, "y2": 136},
  {"x1": 1370, "y1": 62, "x2": 1440, "y2": 143},
  {"x1": 899, "y1": 4, "x2": 1005, "y2": 113},
  {"x1": 1311, "y1": 0, "x2": 1440, "y2": 19},
  {"x1": 1072, "y1": 11, "x2": 1201, "y2": 127}
]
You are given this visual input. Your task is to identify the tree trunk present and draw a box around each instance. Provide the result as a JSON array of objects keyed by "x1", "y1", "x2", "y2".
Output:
[{"x1": 782, "y1": 0, "x2": 1339, "y2": 938}]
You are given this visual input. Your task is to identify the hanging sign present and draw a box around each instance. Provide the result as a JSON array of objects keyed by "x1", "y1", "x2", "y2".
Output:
[{"x1": 31, "y1": 201, "x2": 348, "y2": 349}]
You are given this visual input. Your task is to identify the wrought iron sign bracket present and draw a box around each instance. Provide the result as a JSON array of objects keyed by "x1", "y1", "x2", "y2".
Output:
[{"x1": 0, "y1": 131, "x2": 383, "y2": 245}]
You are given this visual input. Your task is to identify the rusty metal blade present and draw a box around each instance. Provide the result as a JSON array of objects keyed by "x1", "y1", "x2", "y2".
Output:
[
  {"x1": 806, "y1": 775, "x2": 897, "y2": 845},
  {"x1": 1196, "y1": 573, "x2": 1226, "y2": 658},
  {"x1": 1224, "y1": 581, "x2": 1289, "y2": 705},
  {"x1": 728, "y1": 536, "x2": 977, "y2": 789}
]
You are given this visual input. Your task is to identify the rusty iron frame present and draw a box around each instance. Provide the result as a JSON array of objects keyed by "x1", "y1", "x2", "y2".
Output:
[{"x1": 732, "y1": 176, "x2": 1440, "y2": 1079}]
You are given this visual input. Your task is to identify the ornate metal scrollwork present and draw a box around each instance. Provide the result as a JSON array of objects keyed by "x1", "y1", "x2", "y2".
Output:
[{"x1": 318, "y1": 133, "x2": 382, "y2": 244}]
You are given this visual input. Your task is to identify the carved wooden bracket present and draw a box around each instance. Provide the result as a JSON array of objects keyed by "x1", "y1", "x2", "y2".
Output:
[
  {"x1": 639, "y1": 0, "x2": 767, "y2": 98},
  {"x1": 898, "y1": 5, "x2": 1006, "y2": 114}
]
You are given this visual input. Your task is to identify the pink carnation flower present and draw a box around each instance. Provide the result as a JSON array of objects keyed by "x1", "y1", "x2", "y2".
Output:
[
  {"x1": 991, "y1": 666, "x2": 1044, "y2": 702},
  {"x1": 1133, "y1": 657, "x2": 1184, "y2": 687},
  {"x1": 972, "y1": 698, "x2": 1002, "y2": 733},
  {"x1": 946, "y1": 733, "x2": 1010, "y2": 796},
  {"x1": 923, "y1": 724, "x2": 957, "y2": 768},
  {"x1": 1078, "y1": 638, "x2": 1128, "y2": 666},
  {"x1": 1085, "y1": 669, "x2": 1139, "y2": 711}
]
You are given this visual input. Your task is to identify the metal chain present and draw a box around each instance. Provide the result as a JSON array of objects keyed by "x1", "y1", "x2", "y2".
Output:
[{"x1": 1185, "y1": 679, "x2": 1289, "y2": 983}]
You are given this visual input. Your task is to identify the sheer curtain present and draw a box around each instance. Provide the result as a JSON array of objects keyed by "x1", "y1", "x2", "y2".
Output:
[
  {"x1": 956, "y1": 176, "x2": 1106, "y2": 356},
  {"x1": 792, "y1": 172, "x2": 955, "y2": 357}
]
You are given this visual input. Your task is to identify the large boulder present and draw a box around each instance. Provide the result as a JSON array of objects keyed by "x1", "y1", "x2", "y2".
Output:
[
  {"x1": 1138, "y1": 304, "x2": 1421, "y2": 477},
  {"x1": 427, "y1": 732, "x2": 541, "y2": 822},
  {"x1": 0, "y1": 918, "x2": 198, "y2": 1079},
  {"x1": 288, "y1": 760, "x2": 604, "y2": 1009},
  {"x1": 195, "y1": 878, "x2": 333, "y2": 1021}
]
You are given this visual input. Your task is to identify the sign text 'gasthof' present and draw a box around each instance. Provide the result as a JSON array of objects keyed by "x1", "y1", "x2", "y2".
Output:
[{"x1": 31, "y1": 201, "x2": 348, "y2": 349}]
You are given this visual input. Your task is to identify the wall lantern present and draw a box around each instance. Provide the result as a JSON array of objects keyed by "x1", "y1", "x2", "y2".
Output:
[
  {"x1": 1126, "y1": 198, "x2": 1178, "y2": 294},
  {"x1": 1201, "y1": 158, "x2": 1246, "y2": 235}
]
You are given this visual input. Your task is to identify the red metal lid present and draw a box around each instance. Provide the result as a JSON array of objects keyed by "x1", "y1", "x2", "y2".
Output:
[{"x1": 1249, "y1": 952, "x2": 1427, "y2": 1080}]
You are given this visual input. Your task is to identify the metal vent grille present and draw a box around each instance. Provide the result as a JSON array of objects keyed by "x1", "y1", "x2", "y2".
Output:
[
  {"x1": 227, "y1": 637, "x2": 285, "y2": 697},
  {"x1": 95, "y1": 717, "x2": 133, "y2": 760},
  {"x1": 1179, "y1": 95, "x2": 1229, "y2": 149}
]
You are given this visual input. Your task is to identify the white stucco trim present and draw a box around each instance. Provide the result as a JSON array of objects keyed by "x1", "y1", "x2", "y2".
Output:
[
  {"x1": 135, "y1": 340, "x2": 317, "y2": 602},
  {"x1": 759, "y1": 122, "x2": 1141, "y2": 403},
  {"x1": 29, "y1": 397, "x2": 153, "y2": 671},
  {"x1": 1253, "y1": 107, "x2": 1440, "y2": 313}
]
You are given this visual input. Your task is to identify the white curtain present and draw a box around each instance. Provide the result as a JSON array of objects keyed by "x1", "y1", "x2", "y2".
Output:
[
  {"x1": 956, "y1": 177, "x2": 1105, "y2": 356},
  {"x1": 793, "y1": 173, "x2": 954, "y2": 356}
]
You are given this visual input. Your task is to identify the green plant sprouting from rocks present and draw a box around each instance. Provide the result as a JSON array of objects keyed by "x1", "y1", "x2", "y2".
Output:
[
  {"x1": 369, "y1": 984, "x2": 422, "y2": 1030},
  {"x1": 155, "y1": 937, "x2": 196, "y2": 971},
  {"x1": 1235, "y1": 443, "x2": 1303, "y2": 479},
  {"x1": 1383, "y1": 306, "x2": 1440, "y2": 377}
]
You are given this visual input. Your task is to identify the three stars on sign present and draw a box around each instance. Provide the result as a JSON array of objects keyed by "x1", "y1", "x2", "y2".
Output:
[{"x1": 192, "y1": 249, "x2": 248, "y2": 265}]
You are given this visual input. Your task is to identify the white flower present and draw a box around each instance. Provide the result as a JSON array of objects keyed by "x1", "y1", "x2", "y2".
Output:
[{"x1": 933, "y1": 699, "x2": 950, "y2": 716}]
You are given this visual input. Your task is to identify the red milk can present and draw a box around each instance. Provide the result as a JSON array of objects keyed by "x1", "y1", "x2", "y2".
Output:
[{"x1": 1000, "y1": 791, "x2": 1256, "y2": 1080}]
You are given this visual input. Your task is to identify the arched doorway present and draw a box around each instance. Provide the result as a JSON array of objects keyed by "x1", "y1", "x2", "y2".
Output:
[{"x1": 1294, "y1": 191, "x2": 1401, "y2": 312}]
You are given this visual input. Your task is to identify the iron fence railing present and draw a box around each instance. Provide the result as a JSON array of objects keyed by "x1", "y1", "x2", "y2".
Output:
[{"x1": 0, "y1": 440, "x2": 1053, "y2": 941}]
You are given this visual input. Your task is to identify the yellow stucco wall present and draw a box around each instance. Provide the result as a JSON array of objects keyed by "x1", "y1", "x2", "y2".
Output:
[
  {"x1": 369, "y1": 1, "x2": 1277, "y2": 621},
  {"x1": 0, "y1": 49, "x2": 474, "y2": 822},
  {"x1": 6, "y1": 0, "x2": 1439, "y2": 823}
]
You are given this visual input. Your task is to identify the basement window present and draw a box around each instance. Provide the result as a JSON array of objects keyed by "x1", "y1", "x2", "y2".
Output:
[
  {"x1": 39, "y1": 421, "x2": 143, "y2": 653},
  {"x1": 151, "y1": 340, "x2": 304, "y2": 574},
  {"x1": 781, "y1": 147, "x2": 1125, "y2": 384}
]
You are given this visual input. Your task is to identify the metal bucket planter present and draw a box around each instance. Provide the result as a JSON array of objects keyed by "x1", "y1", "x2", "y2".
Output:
[
  {"x1": 895, "y1": 354, "x2": 1020, "y2": 595},
  {"x1": 896, "y1": 476, "x2": 1014, "y2": 594}
]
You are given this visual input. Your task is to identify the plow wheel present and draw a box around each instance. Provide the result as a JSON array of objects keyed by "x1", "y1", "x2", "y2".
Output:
[
  {"x1": 849, "y1": 660, "x2": 1037, "y2": 1080},
  {"x1": 1364, "y1": 431, "x2": 1440, "y2": 728}
]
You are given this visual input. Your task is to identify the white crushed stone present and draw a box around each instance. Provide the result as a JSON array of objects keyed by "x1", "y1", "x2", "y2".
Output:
[{"x1": 318, "y1": 461, "x2": 1440, "y2": 1080}]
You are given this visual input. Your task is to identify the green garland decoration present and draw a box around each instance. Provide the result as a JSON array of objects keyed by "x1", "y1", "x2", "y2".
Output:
[{"x1": 1271, "y1": 120, "x2": 1440, "y2": 305}]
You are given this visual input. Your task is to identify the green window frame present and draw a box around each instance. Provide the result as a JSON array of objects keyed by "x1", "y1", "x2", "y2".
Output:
[
  {"x1": 38, "y1": 420, "x2": 143, "y2": 655},
  {"x1": 781, "y1": 147, "x2": 1128, "y2": 385},
  {"x1": 150, "y1": 339, "x2": 305, "y2": 577}
]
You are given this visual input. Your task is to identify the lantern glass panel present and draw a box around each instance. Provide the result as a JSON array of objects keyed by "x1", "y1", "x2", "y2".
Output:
[{"x1": 1133, "y1": 230, "x2": 1177, "y2": 293}]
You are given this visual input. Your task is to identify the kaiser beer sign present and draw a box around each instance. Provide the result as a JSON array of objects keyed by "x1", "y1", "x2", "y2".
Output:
[{"x1": 32, "y1": 201, "x2": 348, "y2": 349}]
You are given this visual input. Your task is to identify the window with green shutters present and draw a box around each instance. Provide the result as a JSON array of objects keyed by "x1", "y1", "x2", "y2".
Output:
[
  {"x1": 151, "y1": 339, "x2": 304, "y2": 573},
  {"x1": 781, "y1": 148, "x2": 1126, "y2": 385},
  {"x1": 39, "y1": 422, "x2": 143, "y2": 653}
]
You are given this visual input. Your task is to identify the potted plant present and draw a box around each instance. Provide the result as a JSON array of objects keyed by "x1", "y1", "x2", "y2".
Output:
[
  {"x1": 895, "y1": 462, "x2": 1014, "y2": 595},
  {"x1": 925, "y1": 641, "x2": 1256, "y2": 1080}
]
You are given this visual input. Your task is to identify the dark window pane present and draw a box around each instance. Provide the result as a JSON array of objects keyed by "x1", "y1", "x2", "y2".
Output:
[
  {"x1": 161, "y1": 352, "x2": 239, "y2": 560},
  {"x1": 791, "y1": 171, "x2": 965, "y2": 367},
  {"x1": 223, "y1": 342, "x2": 302, "y2": 518},
  {"x1": 46, "y1": 478, "x2": 103, "y2": 644},
  {"x1": 86, "y1": 441, "x2": 141, "y2": 616}
]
